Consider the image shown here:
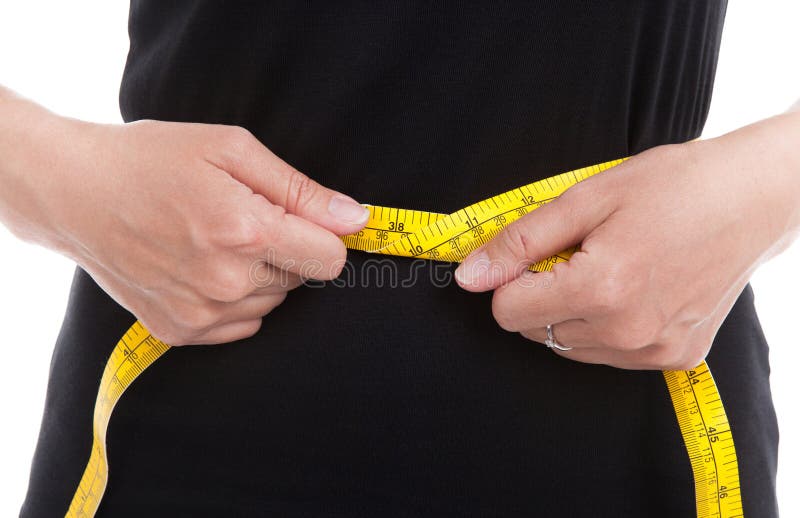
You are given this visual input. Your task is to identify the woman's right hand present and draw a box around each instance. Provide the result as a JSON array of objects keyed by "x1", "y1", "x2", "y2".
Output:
[{"x1": 0, "y1": 92, "x2": 368, "y2": 345}]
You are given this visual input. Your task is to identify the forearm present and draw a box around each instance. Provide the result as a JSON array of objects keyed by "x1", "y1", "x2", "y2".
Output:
[
  {"x1": 711, "y1": 106, "x2": 800, "y2": 264},
  {"x1": 755, "y1": 107, "x2": 800, "y2": 256},
  {"x1": 0, "y1": 85, "x2": 82, "y2": 253}
]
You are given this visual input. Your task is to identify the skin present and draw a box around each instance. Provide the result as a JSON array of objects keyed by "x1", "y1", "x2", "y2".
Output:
[
  {"x1": 0, "y1": 86, "x2": 368, "y2": 346},
  {"x1": 455, "y1": 106, "x2": 800, "y2": 370},
  {"x1": 2, "y1": 85, "x2": 799, "y2": 368}
]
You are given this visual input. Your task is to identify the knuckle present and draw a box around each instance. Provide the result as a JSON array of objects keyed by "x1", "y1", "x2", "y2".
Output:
[
  {"x1": 602, "y1": 329, "x2": 629, "y2": 350},
  {"x1": 211, "y1": 126, "x2": 258, "y2": 171},
  {"x1": 144, "y1": 319, "x2": 184, "y2": 347},
  {"x1": 206, "y1": 265, "x2": 253, "y2": 302},
  {"x1": 498, "y1": 222, "x2": 537, "y2": 262},
  {"x1": 286, "y1": 274, "x2": 305, "y2": 290},
  {"x1": 587, "y1": 271, "x2": 628, "y2": 314},
  {"x1": 669, "y1": 359, "x2": 701, "y2": 371},
  {"x1": 248, "y1": 262, "x2": 277, "y2": 289},
  {"x1": 232, "y1": 319, "x2": 264, "y2": 342},
  {"x1": 217, "y1": 214, "x2": 264, "y2": 249},
  {"x1": 244, "y1": 319, "x2": 264, "y2": 339},
  {"x1": 553, "y1": 269, "x2": 582, "y2": 309},
  {"x1": 646, "y1": 345, "x2": 686, "y2": 370},
  {"x1": 604, "y1": 323, "x2": 652, "y2": 352},
  {"x1": 250, "y1": 263, "x2": 301, "y2": 290},
  {"x1": 259, "y1": 203, "x2": 289, "y2": 245},
  {"x1": 158, "y1": 331, "x2": 184, "y2": 347},
  {"x1": 283, "y1": 167, "x2": 319, "y2": 214},
  {"x1": 170, "y1": 302, "x2": 220, "y2": 334},
  {"x1": 672, "y1": 343, "x2": 710, "y2": 371},
  {"x1": 491, "y1": 291, "x2": 518, "y2": 332},
  {"x1": 681, "y1": 353, "x2": 708, "y2": 370},
  {"x1": 268, "y1": 291, "x2": 288, "y2": 310},
  {"x1": 220, "y1": 125, "x2": 256, "y2": 154},
  {"x1": 237, "y1": 219, "x2": 266, "y2": 250}
]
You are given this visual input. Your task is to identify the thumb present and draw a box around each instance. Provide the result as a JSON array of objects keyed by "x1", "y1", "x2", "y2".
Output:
[
  {"x1": 454, "y1": 180, "x2": 610, "y2": 292},
  {"x1": 217, "y1": 127, "x2": 369, "y2": 236}
]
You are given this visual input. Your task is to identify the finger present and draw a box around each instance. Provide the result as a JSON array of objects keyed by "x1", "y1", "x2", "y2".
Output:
[
  {"x1": 543, "y1": 343, "x2": 675, "y2": 371},
  {"x1": 214, "y1": 292, "x2": 288, "y2": 325},
  {"x1": 519, "y1": 319, "x2": 596, "y2": 349},
  {"x1": 185, "y1": 318, "x2": 264, "y2": 346},
  {"x1": 215, "y1": 127, "x2": 369, "y2": 235},
  {"x1": 521, "y1": 320, "x2": 683, "y2": 368},
  {"x1": 454, "y1": 175, "x2": 615, "y2": 292},
  {"x1": 248, "y1": 262, "x2": 304, "y2": 293},
  {"x1": 252, "y1": 199, "x2": 350, "y2": 280},
  {"x1": 193, "y1": 204, "x2": 346, "y2": 298},
  {"x1": 491, "y1": 270, "x2": 581, "y2": 332}
]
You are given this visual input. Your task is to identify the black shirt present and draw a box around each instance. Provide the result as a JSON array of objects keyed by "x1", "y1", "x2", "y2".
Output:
[{"x1": 22, "y1": 1, "x2": 779, "y2": 516}]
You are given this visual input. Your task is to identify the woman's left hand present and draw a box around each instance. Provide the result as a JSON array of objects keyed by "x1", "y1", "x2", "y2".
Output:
[{"x1": 454, "y1": 113, "x2": 800, "y2": 370}]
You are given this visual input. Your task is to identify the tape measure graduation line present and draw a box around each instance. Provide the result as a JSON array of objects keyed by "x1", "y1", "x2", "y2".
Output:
[
  {"x1": 66, "y1": 159, "x2": 741, "y2": 518},
  {"x1": 66, "y1": 324, "x2": 168, "y2": 517},
  {"x1": 664, "y1": 366, "x2": 742, "y2": 517}
]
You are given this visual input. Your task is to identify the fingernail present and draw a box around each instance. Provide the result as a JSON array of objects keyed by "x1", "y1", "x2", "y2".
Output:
[
  {"x1": 455, "y1": 250, "x2": 490, "y2": 287},
  {"x1": 328, "y1": 195, "x2": 369, "y2": 224}
]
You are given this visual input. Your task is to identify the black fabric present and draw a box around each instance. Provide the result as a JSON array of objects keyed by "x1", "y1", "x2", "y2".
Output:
[{"x1": 21, "y1": 1, "x2": 779, "y2": 516}]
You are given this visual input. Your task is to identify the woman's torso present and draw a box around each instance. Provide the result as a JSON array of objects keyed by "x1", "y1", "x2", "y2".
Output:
[{"x1": 22, "y1": 1, "x2": 779, "y2": 516}]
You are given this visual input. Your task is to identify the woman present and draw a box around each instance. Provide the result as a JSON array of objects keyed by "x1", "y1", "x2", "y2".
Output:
[{"x1": 3, "y1": 1, "x2": 794, "y2": 516}]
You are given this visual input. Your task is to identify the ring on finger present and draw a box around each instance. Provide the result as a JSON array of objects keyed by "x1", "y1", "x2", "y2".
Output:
[{"x1": 545, "y1": 324, "x2": 573, "y2": 351}]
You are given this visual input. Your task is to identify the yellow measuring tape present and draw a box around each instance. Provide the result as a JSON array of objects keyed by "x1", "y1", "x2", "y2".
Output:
[{"x1": 66, "y1": 158, "x2": 742, "y2": 517}]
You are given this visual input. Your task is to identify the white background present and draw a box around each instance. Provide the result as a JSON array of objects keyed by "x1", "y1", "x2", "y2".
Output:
[{"x1": 1, "y1": 1, "x2": 798, "y2": 516}]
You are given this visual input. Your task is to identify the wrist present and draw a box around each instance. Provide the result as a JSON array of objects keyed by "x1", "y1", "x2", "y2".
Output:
[
  {"x1": 755, "y1": 111, "x2": 800, "y2": 254},
  {"x1": 711, "y1": 110, "x2": 800, "y2": 262},
  {"x1": 0, "y1": 91, "x2": 93, "y2": 256}
]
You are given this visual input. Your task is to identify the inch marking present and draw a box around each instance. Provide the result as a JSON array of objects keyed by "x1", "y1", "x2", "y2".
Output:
[{"x1": 66, "y1": 157, "x2": 741, "y2": 518}]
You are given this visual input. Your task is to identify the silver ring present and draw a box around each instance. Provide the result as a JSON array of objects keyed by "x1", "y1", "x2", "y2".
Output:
[{"x1": 545, "y1": 324, "x2": 573, "y2": 351}]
